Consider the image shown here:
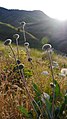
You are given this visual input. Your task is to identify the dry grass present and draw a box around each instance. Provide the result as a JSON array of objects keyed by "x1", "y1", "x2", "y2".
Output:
[{"x1": 0, "y1": 42, "x2": 67, "y2": 118}]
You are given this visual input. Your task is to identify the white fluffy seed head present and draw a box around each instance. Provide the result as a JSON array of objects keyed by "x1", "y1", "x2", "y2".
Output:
[
  {"x1": 13, "y1": 34, "x2": 19, "y2": 39},
  {"x1": 41, "y1": 92, "x2": 50, "y2": 104},
  {"x1": 4, "y1": 39, "x2": 12, "y2": 46},
  {"x1": 20, "y1": 21, "x2": 26, "y2": 26},
  {"x1": 24, "y1": 42, "x2": 29, "y2": 47},
  {"x1": 43, "y1": 92, "x2": 50, "y2": 100},
  {"x1": 42, "y1": 44, "x2": 52, "y2": 51},
  {"x1": 50, "y1": 82, "x2": 56, "y2": 88},
  {"x1": 61, "y1": 68, "x2": 67, "y2": 75},
  {"x1": 59, "y1": 73, "x2": 66, "y2": 77}
]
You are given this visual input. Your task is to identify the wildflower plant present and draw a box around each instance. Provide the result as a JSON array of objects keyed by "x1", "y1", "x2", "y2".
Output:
[
  {"x1": 4, "y1": 39, "x2": 16, "y2": 62},
  {"x1": 2, "y1": 22, "x2": 67, "y2": 119},
  {"x1": 20, "y1": 21, "x2": 32, "y2": 64},
  {"x1": 42, "y1": 44, "x2": 55, "y2": 119},
  {"x1": 13, "y1": 34, "x2": 20, "y2": 59}
]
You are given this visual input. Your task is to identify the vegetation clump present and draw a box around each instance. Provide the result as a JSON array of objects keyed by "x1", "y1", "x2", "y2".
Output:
[{"x1": 0, "y1": 22, "x2": 67, "y2": 119}]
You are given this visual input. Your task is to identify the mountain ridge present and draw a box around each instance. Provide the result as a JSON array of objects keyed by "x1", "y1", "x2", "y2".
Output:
[{"x1": 0, "y1": 7, "x2": 67, "y2": 53}]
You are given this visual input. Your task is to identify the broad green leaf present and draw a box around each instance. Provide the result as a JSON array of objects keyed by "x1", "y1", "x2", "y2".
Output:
[
  {"x1": 60, "y1": 93, "x2": 67, "y2": 113},
  {"x1": 45, "y1": 99, "x2": 52, "y2": 119},
  {"x1": 64, "y1": 93, "x2": 67, "y2": 104},
  {"x1": 32, "y1": 83, "x2": 41, "y2": 97},
  {"x1": 54, "y1": 80, "x2": 60, "y2": 98}
]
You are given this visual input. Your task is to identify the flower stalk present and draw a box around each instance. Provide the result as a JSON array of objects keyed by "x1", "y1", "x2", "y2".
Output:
[
  {"x1": 8, "y1": 44, "x2": 16, "y2": 63},
  {"x1": 19, "y1": 68, "x2": 44, "y2": 118},
  {"x1": 13, "y1": 34, "x2": 20, "y2": 59},
  {"x1": 48, "y1": 51, "x2": 55, "y2": 119},
  {"x1": 42, "y1": 44, "x2": 55, "y2": 119},
  {"x1": 21, "y1": 21, "x2": 26, "y2": 42},
  {"x1": 4, "y1": 39, "x2": 16, "y2": 62}
]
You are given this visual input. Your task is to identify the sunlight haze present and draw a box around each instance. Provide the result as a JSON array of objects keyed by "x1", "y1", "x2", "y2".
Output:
[{"x1": 0, "y1": 0, "x2": 67, "y2": 21}]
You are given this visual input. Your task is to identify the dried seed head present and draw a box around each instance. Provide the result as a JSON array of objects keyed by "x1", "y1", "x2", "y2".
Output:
[
  {"x1": 24, "y1": 42, "x2": 29, "y2": 47},
  {"x1": 42, "y1": 44, "x2": 52, "y2": 51},
  {"x1": 4, "y1": 39, "x2": 12, "y2": 46},
  {"x1": 13, "y1": 34, "x2": 19, "y2": 39},
  {"x1": 16, "y1": 59, "x2": 21, "y2": 64},
  {"x1": 61, "y1": 68, "x2": 67, "y2": 75},
  {"x1": 18, "y1": 64, "x2": 24, "y2": 70},
  {"x1": 50, "y1": 82, "x2": 56, "y2": 88},
  {"x1": 59, "y1": 73, "x2": 66, "y2": 77},
  {"x1": 28, "y1": 57, "x2": 32, "y2": 62},
  {"x1": 20, "y1": 21, "x2": 26, "y2": 26}
]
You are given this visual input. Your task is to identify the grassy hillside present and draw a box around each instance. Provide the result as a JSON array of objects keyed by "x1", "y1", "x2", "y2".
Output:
[
  {"x1": 1, "y1": 7, "x2": 67, "y2": 53},
  {"x1": 0, "y1": 22, "x2": 41, "y2": 48},
  {"x1": 0, "y1": 41, "x2": 67, "y2": 119}
]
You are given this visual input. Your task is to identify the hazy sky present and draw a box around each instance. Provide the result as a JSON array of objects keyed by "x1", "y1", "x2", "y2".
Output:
[{"x1": 0, "y1": 0, "x2": 67, "y2": 21}]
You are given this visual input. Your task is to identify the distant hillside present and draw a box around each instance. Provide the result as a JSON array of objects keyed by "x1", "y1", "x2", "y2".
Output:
[
  {"x1": 0, "y1": 7, "x2": 67, "y2": 53},
  {"x1": 0, "y1": 22, "x2": 41, "y2": 48}
]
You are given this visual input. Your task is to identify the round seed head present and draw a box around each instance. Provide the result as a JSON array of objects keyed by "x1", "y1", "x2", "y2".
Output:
[
  {"x1": 16, "y1": 59, "x2": 21, "y2": 64},
  {"x1": 59, "y1": 73, "x2": 66, "y2": 77},
  {"x1": 42, "y1": 44, "x2": 52, "y2": 51},
  {"x1": 4, "y1": 39, "x2": 12, "y2": 46},
  {"x1": 28, "y1": 57, "x2": 32, "y2": 62},
  {"x1": 50, "y1": 82, "x2": 56, "y2": 88},
  {"x1": 20, "y1": 21, "x2": 26, "y2": 26},
  {"x1": 18, "y1": 64, "x2": 24, "y2": 70},
  {"x1": 24, "y1": 42, "x2": 29, "y2": 47},
  {"x1": 13, "y1": 34, "x2": 19, "y2": 39}
]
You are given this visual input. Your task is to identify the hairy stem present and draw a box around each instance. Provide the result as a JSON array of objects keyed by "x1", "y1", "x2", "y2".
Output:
[
  {"x1": 19, "y1": 69, "x2": 44, "y2": 118},
  {"x1": 23, "y1": 25, "x2": 26, "y2": 42},
  {"x1": 9, "y1": 45, "x2": 16, "y2": 62},
  {"x1": 16, "y1": 38, "x2": 19, "y2": 59},
  {"x1": 48, "y1": 51, "x2": 55, "y2": 119}
]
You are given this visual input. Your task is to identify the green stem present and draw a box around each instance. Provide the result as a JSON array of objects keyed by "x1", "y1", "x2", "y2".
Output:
[
  {"x1": 48, "y1": 51, "x2": 55, "y2": 119},
  {"x1": 16, "y1": 38, "x2": 19, "y2": 59},
  {"x1": 23, "y1": 25, "x2": 26, "y2": 42},
  {"x1": 19, "y1": 69, "x2": 44, "y2": 118},
  {"x1": 9, "y1": 45, "x2": 16, "y2": 62}
]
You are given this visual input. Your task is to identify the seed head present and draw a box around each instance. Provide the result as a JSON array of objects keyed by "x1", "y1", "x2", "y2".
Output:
[
  {"x1": 4, "y1": 39, "x2": 12, "y2": 46},
  {"x1": 24, "y1": 42, "x2": 29, "y2": 47},
  {"x1": 41, "y1": 92, "x2": 50, "y2": 104},
  {"x1": 28, "y1": 57, "x2": 32, "y2": 62},
  {"x1": 42, "y1": 44, "x2": 52, "y2": 51},
  {"x1": 18, "y1": 64, "x2": 24, "y2": 70},
  {"x1": 59, "y1": 73, "x2": 66, "y2": 77},
  {"x1": 61, "y1": 68, "x2": 67, "y2": 75},
  {"x1": 20, "y1": 21, "x2": 26, "y2": 26},
  {"x1": 50, "y1": 82, "x2": 56, "y2": 88},
  {"x1": 16, "y1": 59, "x2": 21, "y2": 64},
  {"x1": 13, "y1": 34, "x2": 19, "y2": 39}
]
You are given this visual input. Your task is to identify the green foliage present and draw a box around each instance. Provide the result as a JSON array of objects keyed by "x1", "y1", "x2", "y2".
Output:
[
  {"x1": 32, "y1": 83, "x2": 42, "y2": 97},
  {"x1": 41, "y1": 36, "x2": 49, "y2": 45},
  {"x1": 31, "y1": 81, "x2": 66, "y2": 119},
  {"x1": 18, "y1": 106, "x2": 29, "y2": 118},
  {"x1": 54, "y1": 80, "x2": 61, "y2": 98},
  {"x1": 24, "y1": 68, "x2": 33, "y2": 78},
  {"x1": 45, "y1": 99, "x2": 52, "y2": 119},
  {"x1": 0, "y1": 33, "x2": 66, "y2": 119}
]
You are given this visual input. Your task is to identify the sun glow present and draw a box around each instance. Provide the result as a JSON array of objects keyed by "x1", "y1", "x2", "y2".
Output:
[
  {"x1": 0, "y1": 0, "x2": 67, "y2": 21},
  {"x1": 42, "y1": 0, "x2": 67, "y2": 21}
]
